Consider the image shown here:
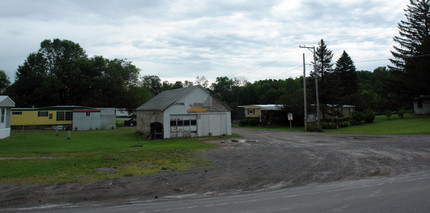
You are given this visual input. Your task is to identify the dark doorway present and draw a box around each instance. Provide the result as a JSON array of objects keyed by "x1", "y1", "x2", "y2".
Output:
[{"x1": 150, "y1": 122, "x2": 163, "y2": 139}]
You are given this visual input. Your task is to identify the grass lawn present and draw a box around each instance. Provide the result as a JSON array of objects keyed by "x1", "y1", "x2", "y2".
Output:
[
  {"x1": 0, "y1": 128, "x2": 220, "y2": 183},
  {"x1": 324, "y1": 114, "x2": 430, "y2": 134}
]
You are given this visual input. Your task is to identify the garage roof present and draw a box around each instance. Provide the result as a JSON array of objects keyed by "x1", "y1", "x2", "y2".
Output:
[{"x1": 137, "y1": 86, "x2": 207, "y2": 111}]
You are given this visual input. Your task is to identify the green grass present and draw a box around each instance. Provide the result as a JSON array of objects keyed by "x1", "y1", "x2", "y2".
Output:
[
  {"x1": 0, "y1": 128, "x2": 219, "y2": 183},
  {"x1": 324, "y1": 114, "x2": 430, "y2": 134}
]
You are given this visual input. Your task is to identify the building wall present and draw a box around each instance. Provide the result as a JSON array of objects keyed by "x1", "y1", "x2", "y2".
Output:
[
  {"x1": 72, "y1": 111, "x2": 101, "y2": 130},
  {"x1": 414, "y1": 100, "x2": 430, "y2": 114},
  {"x1": 0, "y1": 107, "x2": 12, "y2": 139},
  {"x1": 137, "y1": 110, "x2": 163, "y2": 136},
  {"x1": 99, "y1": 108, "x2": 116, "y2": 129},
  {"x1": 11, "y1": 110, "x2": 73, "y2": 126},
  {"x1": 244, "y1": 106, "x2": 261, "y2": 118}
]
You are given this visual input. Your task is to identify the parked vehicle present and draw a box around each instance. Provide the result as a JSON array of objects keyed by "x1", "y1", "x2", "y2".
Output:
[{"x1": 124, "y1": 117, "x2": 136, "y2": 126}]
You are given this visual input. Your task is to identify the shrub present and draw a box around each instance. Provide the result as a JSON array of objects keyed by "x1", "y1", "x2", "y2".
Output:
[
  {"x1": 239, "y1": 119, "x2": 248, "y2": 126},
  {"x1": 398, "y1": 110, "x2": 405, "y2": 119},
  {"x1": 239, "y1": 119, "x2": 260, "y2": 126},
  {"x1": 247, "y1": 119, "x2": 260, "y2": 126},
  {"x1": 352, "y1": 111, "x2": 365, "y2": 123},
  {"x1": 307, "y1": 122, "x2": 324, "y2": 132},
  {"x1": 363, "y1": 110, "x2": 375, "y2": 123},
  {"x1": 384, "y1": 110, "x2": 392, "y2": 120}
]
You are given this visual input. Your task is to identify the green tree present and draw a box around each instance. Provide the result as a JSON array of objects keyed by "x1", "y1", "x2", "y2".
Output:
[
  {"x1": 313, "y1": 39, "x2": 337, "y2": 112},
  {"x1": 10, "y1": 39, "x2": 140, "y2": 108},
  {"x1": 314, "y1": 39, "x2": 334, "y2": 78},
  {"x1": 390, "y1": 0, "x2": 430, "y2": 98},
  {"x1": 142, "y1": 75, "x2": 162, "y2": 95},
  {"x1": 333, "y1": 51, "x2": 358, "y2": 104},
  {"x1": 0, "y1": 70, "x2": 11, "y2": 94},
  {"x1": 211, "y1": 76, "x2": 235, "y2": 102}
]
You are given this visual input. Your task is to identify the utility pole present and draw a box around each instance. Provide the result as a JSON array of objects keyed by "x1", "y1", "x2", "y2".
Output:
[
  {"x1": 302, "y1": 53, "x2": 307, "y2": 131},
  {"x1": 299, "y1": 45, "x2": 321, "y2": 129}
]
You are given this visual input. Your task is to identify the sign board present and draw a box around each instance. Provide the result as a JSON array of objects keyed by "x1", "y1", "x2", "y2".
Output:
[{"x1": 288, "y1": 113, "x2": 293, "y2": 121}]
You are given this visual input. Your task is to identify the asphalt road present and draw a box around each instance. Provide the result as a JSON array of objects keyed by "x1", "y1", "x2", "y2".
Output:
[{"x1": 16, "y1": 171, "x2": 430, "y2": 213}]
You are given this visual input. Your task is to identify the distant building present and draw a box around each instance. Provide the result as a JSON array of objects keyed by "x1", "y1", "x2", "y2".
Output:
[
  {"x1": 11, "y1": 106, "x2": 116, "y2": 130},
  {"x1": 414, "y1": 95, "x2": 430, "y2": 115},
  {"x1": 136, "y1": 86, "x2": 232, "y2": 139},
  {"x1": 0, "y1": 96, "x2": 15, "y2": 139},
  {"x1": 243, "y1": 104, "x2": 287, "y2": 126}
]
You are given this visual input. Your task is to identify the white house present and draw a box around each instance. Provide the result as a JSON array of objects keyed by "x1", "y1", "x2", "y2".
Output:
[
  {"x1": 0, "y1": 96, "x2": 15, "y2": 139},
  {"x1": 414, "y1": 95, "x2": 430, "y2": 114},
  {"x1": 136, "y1": 86, "x2": 232, "y2": 139}
]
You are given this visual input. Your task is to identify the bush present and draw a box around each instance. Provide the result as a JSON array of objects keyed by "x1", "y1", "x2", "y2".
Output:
[
  {"x1": 307, "y1": 122, "x2": 324, "y2": 132},
  {"x1": 384, "y1": 110, "x2": 392, "y2": 120},
  {"x1": 363, "y1": 110, "x2": 375, "y2": 123},
  {"x1": 239, "y1": 119, "x2": 260, "y2": 126},
  {"x1": 239, "y1": 119, "x2": 248, "y2": 126},
  {"x1": 352, "y1": 111, "x2": 365, "y2": 123},
  {"x1": 398, "y1": 110, "x2": 405, "y2": 119}
]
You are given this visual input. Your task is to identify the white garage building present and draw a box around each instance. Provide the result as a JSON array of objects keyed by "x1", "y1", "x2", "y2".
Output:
[{"x1": 136, "y1": 86, "x2": 232, "y2": 139}]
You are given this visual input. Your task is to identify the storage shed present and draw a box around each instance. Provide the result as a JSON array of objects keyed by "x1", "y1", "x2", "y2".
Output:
[
  {"x1": 0, "y1": 96, "x2": 15, "y2": 139},
  {"x1": 136, "y1": 86, "x2": 232, "y2": 139}
]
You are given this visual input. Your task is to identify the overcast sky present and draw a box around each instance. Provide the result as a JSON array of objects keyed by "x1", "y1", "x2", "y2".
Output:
[{"x1": 0, "y1": 0, "x2": 409, "y2": 84}]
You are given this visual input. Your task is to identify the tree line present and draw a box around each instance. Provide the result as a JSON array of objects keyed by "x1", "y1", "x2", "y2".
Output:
[{"x1": 0, "y1": 0, "x2": 428, "y2": 123}]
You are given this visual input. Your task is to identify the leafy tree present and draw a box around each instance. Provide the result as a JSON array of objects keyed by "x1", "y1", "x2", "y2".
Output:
[
  {"x1": 390, "y1": 0, "x2": 430, "y2": 98},
  {"x1": 142, "y1": 75, "x2": 162, "y2": 95},
  {"x1": 211, "y1": 76, "x2": 235, "y2": 102},
  {"x1": 0, "y1": 70, "x2": 11, "y2": 94},
  {"x1": 9, "y1": 39, "x2": 140, "y2": 108},
  {"x1": 195, "y1": 76, "x2": 209, "y2": 88}
]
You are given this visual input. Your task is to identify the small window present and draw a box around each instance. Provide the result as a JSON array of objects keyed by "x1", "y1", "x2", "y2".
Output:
[
  {"x1": 184, "y1": 120, "x2": 190, "y2": 126},
  {"x1": 12, "y1": 111, "x2": 22, "y2": 115},
  {"x1": 177, "y1": 120, "x2": 184, "y2": 126},
  {"x1": 86, "y1": 112, "x2": 91, "y2": 116},
  {"x1": 190, "y1": 120, "x2": 197, "y2": 125},
  {"x1": 65, "y1": 112, "x2": 72, "y2": 121},
  {"x1": 418, "y1": 101, "x2": 423, "y2": 109},
  {"x1": 38, "y1": 111, "x2": 48, "y2": 117},
  {"x1": 1, "y1": 108, "x2": 4, "y2": 123},
  {"x1": 57, "y1": 112, "x2": 64, "y2": 121},
  {"x1": 57, "y1": 111, "x2": 73, "y2": 121},
  {"x1": 170, "y1": 120, "x2": 177, "y2": 126},
  {"x1": 248, "y1": 109, "x2": 255, "y2": 115},
  {"x1": 49, "y1": 113, "x2": 53, "y2": 119}
]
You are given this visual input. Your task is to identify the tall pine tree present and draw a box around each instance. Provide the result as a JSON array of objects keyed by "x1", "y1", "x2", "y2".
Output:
[
  {"x1": 313, "y1": 39, "x2": 335, "y2": 106},
  {"x1": 315, "y1": 39, "x2": 334, "y2": 78},
  {"x1": 390, "y1": 0, "x2": 430, "y2": 97},
  {"x1": 334, "y1": 51, "x2": 358, "y2": 105}
]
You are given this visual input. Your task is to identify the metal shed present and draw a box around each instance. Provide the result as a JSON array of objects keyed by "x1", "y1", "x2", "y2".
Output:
[{"x1": 136, "y1": 86, "x2": 232, "y2": 139}]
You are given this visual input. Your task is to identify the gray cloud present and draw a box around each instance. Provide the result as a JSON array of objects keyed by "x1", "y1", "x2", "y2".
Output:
[{"x1": 0, "y1": 0, "x2": 409, "y2": 83}]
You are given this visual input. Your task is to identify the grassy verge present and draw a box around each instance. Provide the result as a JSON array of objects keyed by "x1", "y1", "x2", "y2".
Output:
[
  {"x1": 324, "y1": 114, "x2": 430, "y2": 134},
  {"x1": 0, "y1": 128, "x2": 222, "y2": 183}
]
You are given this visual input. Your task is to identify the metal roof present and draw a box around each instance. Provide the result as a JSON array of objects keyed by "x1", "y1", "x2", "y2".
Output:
[
  {"x1": 0, "y1": 96, "x2": 15, "y2": 107},
  {"x1": 137, "y1": 86, "x2": 208, "y2": 111}
]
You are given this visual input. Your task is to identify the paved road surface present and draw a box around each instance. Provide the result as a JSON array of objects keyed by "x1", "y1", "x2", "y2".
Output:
[{"x1": 15, "y1": 171, "x2": 430, "y2": 213}]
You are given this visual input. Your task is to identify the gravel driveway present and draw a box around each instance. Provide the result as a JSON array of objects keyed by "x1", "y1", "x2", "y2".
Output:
[{"x1": 1, "y1": 129, "x2": 430, "y2": 210}]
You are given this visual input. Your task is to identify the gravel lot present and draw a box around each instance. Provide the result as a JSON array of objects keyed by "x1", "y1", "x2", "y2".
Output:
[{"x1": 1, "y1": 128, "x2": 430, "y2": 210}]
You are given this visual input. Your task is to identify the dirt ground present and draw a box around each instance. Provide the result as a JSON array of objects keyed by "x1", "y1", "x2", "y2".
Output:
[{"x1": 1, "y1": 128, "x2": 430, "y2": 210}]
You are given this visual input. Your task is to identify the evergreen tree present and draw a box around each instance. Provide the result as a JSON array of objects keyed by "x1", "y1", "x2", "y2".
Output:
[
  {"x1": 313, "y1": 39, "x2": 335, "y2": 106},
  {"x1": 315, "y1": 39, "x2": 334, "y2": 78},
  {"x1": 390, "y1": 0, "x2": 430, "y2": 97},
  {"x1": 333, "y1": 51, "x2": 358, "y2": 104}
]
